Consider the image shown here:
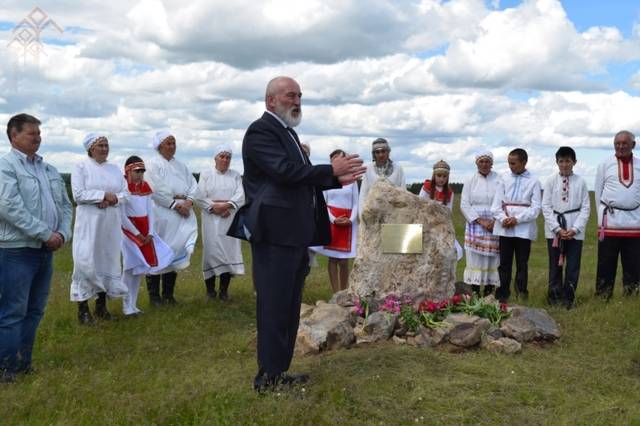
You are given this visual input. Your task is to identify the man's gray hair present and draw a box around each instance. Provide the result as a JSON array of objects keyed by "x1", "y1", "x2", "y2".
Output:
[
  {"x1": 615, "y1": 130, "x2": 635, "y2": 142},
  {"x1": 265, "y1": 76, "x2": 287, "y2": 103}
]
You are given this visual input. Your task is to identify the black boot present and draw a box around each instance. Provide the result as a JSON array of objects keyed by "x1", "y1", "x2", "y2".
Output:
[
  {"x1": 78, "y1": 301, "x2": 95, "y2": 325},
  {"x1": 219, "y1": 273, "x2": 231, "y2": 302},
  {"x1": 94, "y1": 292, "x2": 114, "y2": 320},
  {"x1": 146, "y1": 275, "x2": 162, "y2": 306},
  {"x1": 162, "y1": 272, "x2": 178, "y2": 305},
  {"x1": 205, "y1": 277, "x2": 217, "y2": 301}
]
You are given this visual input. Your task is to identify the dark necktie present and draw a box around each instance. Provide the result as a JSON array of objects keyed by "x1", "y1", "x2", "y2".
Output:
[{"x1": 287, "y1": 127, "x2": 308, "y2": 164}]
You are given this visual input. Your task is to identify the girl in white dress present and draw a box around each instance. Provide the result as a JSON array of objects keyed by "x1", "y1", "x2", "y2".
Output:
[
  {"x1": 120, "y1": 156, "x2": 174, "y2": 316},
  {"x1": 195, "y1": 144, "x2": 245, "y2": 301},
  {"x1": 70, "y1": 134, "x2": 129, "y2": 325},
  {"x1": 311, "y1": 150, "x2": 359, "y2": 293}
]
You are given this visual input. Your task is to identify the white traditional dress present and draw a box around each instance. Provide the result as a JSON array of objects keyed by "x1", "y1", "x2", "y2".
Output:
[
  {"x1": 312, "y1": 183, "x2": 359, "y2": 259},
  {"x1": 145, "y1": 153, "x2": 198, "y2": 273},
  {"x1": 491, "y1": 170, "x2": 542, "y2": 240},
  {"x1": 460, "y1": 171, "x2": 500, "y2": 286},
  {"x1": 70, "y1": 158, "x2": 129, "y2": 301},
  {"x1": 418, "y1": 180, "x2": 463, "y2": 260},
  {"x1": 120, "y1": 181, "x2": 174, "y2": 314},
  {"x1": 195, "y1": 167, "x2": 245, "y2": 279},
  {"x1": 359, "y1": 161, "x2": 405, "y2": 207}
]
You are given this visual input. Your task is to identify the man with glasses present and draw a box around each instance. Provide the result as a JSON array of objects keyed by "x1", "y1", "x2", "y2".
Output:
[{"x1": 359, "y1": 138, "x2": 406, "y2": 207}]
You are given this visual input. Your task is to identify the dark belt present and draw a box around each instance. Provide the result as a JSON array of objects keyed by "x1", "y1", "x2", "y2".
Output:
[
  {"x1": 553, "y1": 207, "x2": 581, "y2": 231},
  {"x1": 598, "y1": 201, "x2": 640, "y2": 241},
  {"x1": 552, "y1": 207, "x2": 581, "y2": 266}
]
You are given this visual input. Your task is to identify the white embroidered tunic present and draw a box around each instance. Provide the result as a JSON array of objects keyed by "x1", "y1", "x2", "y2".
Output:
[
  {"x1": 145, "y1": 154, "x2": 198, "y2": 272},
  {"x1": 541, "y1": 173, "x2": 591, "y2": 240},
  {"x1": 491, "y1": 170, "x2": 542, "y2": 240},
  {"x1": 359, "y1": 162, "x2": 405, "y2": 207},
  {"x1": 594, "y1": 155, "x2": 640, "y2": 238},
  {"x1": 195, "y1": 167, "x2": 245, "y2": 278},
  {"x1": 70, "y1": 158, "x2": 129, "y2": 301}
]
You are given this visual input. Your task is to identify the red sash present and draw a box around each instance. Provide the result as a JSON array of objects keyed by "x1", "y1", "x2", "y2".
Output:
[
  {"x1": 324, "y1": 206, "x2": 352, "y2": 252},
  {"x1": 122, "y1": 216, "x2": 159, "y2": 267}
]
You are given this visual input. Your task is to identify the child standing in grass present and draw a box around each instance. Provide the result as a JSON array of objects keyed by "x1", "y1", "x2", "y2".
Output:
[
  {"x1": 542, "y1": 147, "x2": 590, "y2": 309},
  {"x1": 120, "y1": 156, "x2": 173, "y2": 316},
  {"x1": 491, "y1": 148, "x2": 541, "y2": 303}
]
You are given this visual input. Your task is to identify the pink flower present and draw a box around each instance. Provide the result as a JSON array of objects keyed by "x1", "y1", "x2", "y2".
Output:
[
  {"x1": 427, "y1": 302, "x2": 438, "y2": 313},
  {"x1": 500, "y1": 303, "x2": 508, "y2": 312},
  {"x1": 451, "y1": 294, "x2": 462, "y2": 305}
]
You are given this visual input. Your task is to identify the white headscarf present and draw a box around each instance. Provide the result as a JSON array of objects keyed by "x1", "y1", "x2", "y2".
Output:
[
  {"x1": 82, "y1": 133, "x2": 104, "y2": 151},
  {"x1": 214, "y1": 143, "x2": 232, "y2": 158},
  {"x1": 153, "y1": 131, "x2": 173, "y2": 149},
  {"x1": 475, "y1": 150, "x2": 493, "y2": 162}
]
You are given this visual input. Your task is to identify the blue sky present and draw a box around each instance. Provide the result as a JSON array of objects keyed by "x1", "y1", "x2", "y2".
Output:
[{"x1": 0, "y1": 0, "x2": 639, "y2": 187}]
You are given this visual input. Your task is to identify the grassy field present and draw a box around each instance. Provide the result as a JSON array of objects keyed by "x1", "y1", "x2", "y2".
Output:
[{"x1": 3, "y1": 194, "x2": 640, "y2": 425}]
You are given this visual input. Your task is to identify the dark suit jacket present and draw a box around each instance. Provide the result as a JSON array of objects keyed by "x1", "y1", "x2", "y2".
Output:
[{"x1": 228, "y1": 112, "x2": 340, "y2": 247}]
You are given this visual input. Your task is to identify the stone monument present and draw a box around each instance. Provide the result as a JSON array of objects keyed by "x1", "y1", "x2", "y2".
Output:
[{"x1": 349, "y1": 178, "x2": 457, "y2": 302}]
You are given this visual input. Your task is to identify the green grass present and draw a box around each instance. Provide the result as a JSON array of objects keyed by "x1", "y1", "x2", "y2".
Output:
[{"x1": 3, "y1": 195, "x2": 640, "y2": 425}]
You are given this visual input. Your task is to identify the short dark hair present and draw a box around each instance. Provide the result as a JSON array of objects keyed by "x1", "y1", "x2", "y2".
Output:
[
  {"x1": 509, "y1": 148, "x2": 528, "y2": 163},
  {"x1": 329, "y1": 149, "x2": 345, "y2": 160},
  {"x1": 6, "y1": 113, "x2": 41, "y2": 142},
  {"x1": 125, "y1": 155, "x2": 144, "y2": 166},
  {"x1": 555, "y1": 146, "x2": 576, "y2": 162}
]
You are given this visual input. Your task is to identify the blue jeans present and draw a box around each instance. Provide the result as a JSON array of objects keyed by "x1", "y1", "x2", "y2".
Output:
[{"x1": 0, "y1": 247, "x2": 53, "y2": 374}]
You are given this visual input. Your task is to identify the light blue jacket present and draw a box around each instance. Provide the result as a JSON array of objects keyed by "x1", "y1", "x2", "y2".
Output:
[{"x1": 0, "y1": 149, "x2": 73, "y2": 248}]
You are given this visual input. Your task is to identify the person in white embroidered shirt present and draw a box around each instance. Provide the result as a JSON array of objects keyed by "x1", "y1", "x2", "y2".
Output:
[
  {"x1": 541, "y1": 147, "x2": 590, "y2": 309},
  {"x1": 491, "y1": 148, "x2": 541, "y2": 303},
  {"x1": 594, "y1": 130, "x2": 640, "y2": 299}
]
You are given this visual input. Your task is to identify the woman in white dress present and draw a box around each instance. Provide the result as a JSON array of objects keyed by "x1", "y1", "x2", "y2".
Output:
[
  {"x1": 120, "y1": 156, "x2": 174, "y2": 316},
  {"x1": 359, "y1": 138, "x2": 405, "y2": 208},
  {"x1": 460, "y1": 151, "x2": 500, "y2": 296},
  {"x1": 70, "y1": 134, "x2": 129, "y2": 325},
  {"x1": 312, "y1": 149, "x2": 359, "y2": 293},
  {"x1": 145, "y1": 131, "x2": 198, "y2": 305},
  {"x1": 195, "y1": 144, "x2": 245, "y2": 301}
]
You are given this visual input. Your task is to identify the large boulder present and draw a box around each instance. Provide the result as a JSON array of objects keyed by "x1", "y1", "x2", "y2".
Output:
[
  {"x1": 349, "y1": 179, "x2": 456, "y2": 302},
  {"x1": 500, "y1": 306, "x2": 561, "y2": 342},
  {"x1": 294, "y1": 302, "x2": 355, "y2": 356}
]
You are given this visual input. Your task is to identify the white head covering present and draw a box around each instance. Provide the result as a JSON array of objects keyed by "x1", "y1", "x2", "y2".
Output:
[
  {"x1": 82, "y1": 133, "x2": 104, "y2": 151},
  {"x1": 214, "y1": 143, "x2": 233, "y2": 157},
  {"x1": 153, "y1": 131, "x2": 173, "y2": 149},
  {"x1": 475, "y1": 150, "x2": 493, "y2": 162}
]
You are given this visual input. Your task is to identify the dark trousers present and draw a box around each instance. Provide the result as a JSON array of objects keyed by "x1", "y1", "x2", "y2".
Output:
[
  {"x1": 595, "y1": 237, "x2": 640, "y2": 298},
  {"x1": 251, "y1": 242, "x2": 309, "y2": 375},
  {"x1": 546, "y1": 238, "x2": 583, "y2": 304},
  {"x1": 496, "y1": 237, "x2": 531, "y2": 302}
]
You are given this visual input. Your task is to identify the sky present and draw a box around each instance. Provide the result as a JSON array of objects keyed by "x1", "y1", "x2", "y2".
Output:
[{"x1": 1, "y1": 0, "x2": 640, "y2": 187}]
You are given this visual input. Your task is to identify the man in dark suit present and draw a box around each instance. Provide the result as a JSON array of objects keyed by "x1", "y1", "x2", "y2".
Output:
[{"x1": 230, "y1": 76, "x2": 365, "y2": 392}]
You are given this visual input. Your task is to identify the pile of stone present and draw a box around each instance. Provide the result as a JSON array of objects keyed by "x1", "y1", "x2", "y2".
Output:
[
  {"x1": 294, "y1": 179, "x2": 560, "y2": 357},
  {"x1": 294, "y1": 293, "x2": 561, "y2": 356}
]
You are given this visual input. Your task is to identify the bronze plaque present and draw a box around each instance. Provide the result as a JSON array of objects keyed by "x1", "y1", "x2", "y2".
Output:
[{"x1": 381, "y1": 224, "x2": 423, "y2": 254}]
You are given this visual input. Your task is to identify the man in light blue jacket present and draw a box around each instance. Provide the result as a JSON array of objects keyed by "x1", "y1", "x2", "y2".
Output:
[{"x1": 0, "y1": 113, "x2": 72, "y2": 383}]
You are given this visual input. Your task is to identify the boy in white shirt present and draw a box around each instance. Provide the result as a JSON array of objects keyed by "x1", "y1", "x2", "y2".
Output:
[
  {"x1": 541, "y1": 147, "x2": 590, "y2": 309},
  {"x1": 491, "y1": 148, "x2": 541, "y2": 303}
]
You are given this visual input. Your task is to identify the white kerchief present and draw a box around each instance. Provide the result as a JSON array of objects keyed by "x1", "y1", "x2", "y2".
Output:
[{"x1": 153, "y1": 131, "x2": 173, "y2": 149}]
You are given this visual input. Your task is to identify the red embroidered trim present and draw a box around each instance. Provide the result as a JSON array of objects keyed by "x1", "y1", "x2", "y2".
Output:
[
  {"x1": 617, "y1": 157, "x2": 634, "y2": 188},
  {"x1": 128, "y1": 181, "x2": 153, "y2": 196}
]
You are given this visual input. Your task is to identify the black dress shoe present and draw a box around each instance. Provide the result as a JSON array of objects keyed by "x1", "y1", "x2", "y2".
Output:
[{"x1": 253, "y1": 372, "x2": 278, "y2": 393}]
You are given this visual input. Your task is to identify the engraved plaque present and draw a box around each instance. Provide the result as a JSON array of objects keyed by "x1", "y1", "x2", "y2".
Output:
[{"x1": 381, "y1": 224, "x2": 423, "y2": 254}]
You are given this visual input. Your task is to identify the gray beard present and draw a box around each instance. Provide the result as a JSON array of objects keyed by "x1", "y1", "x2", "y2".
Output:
[{"x1": 275, "y1": 105, "x2": 302, "y2": 127}]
